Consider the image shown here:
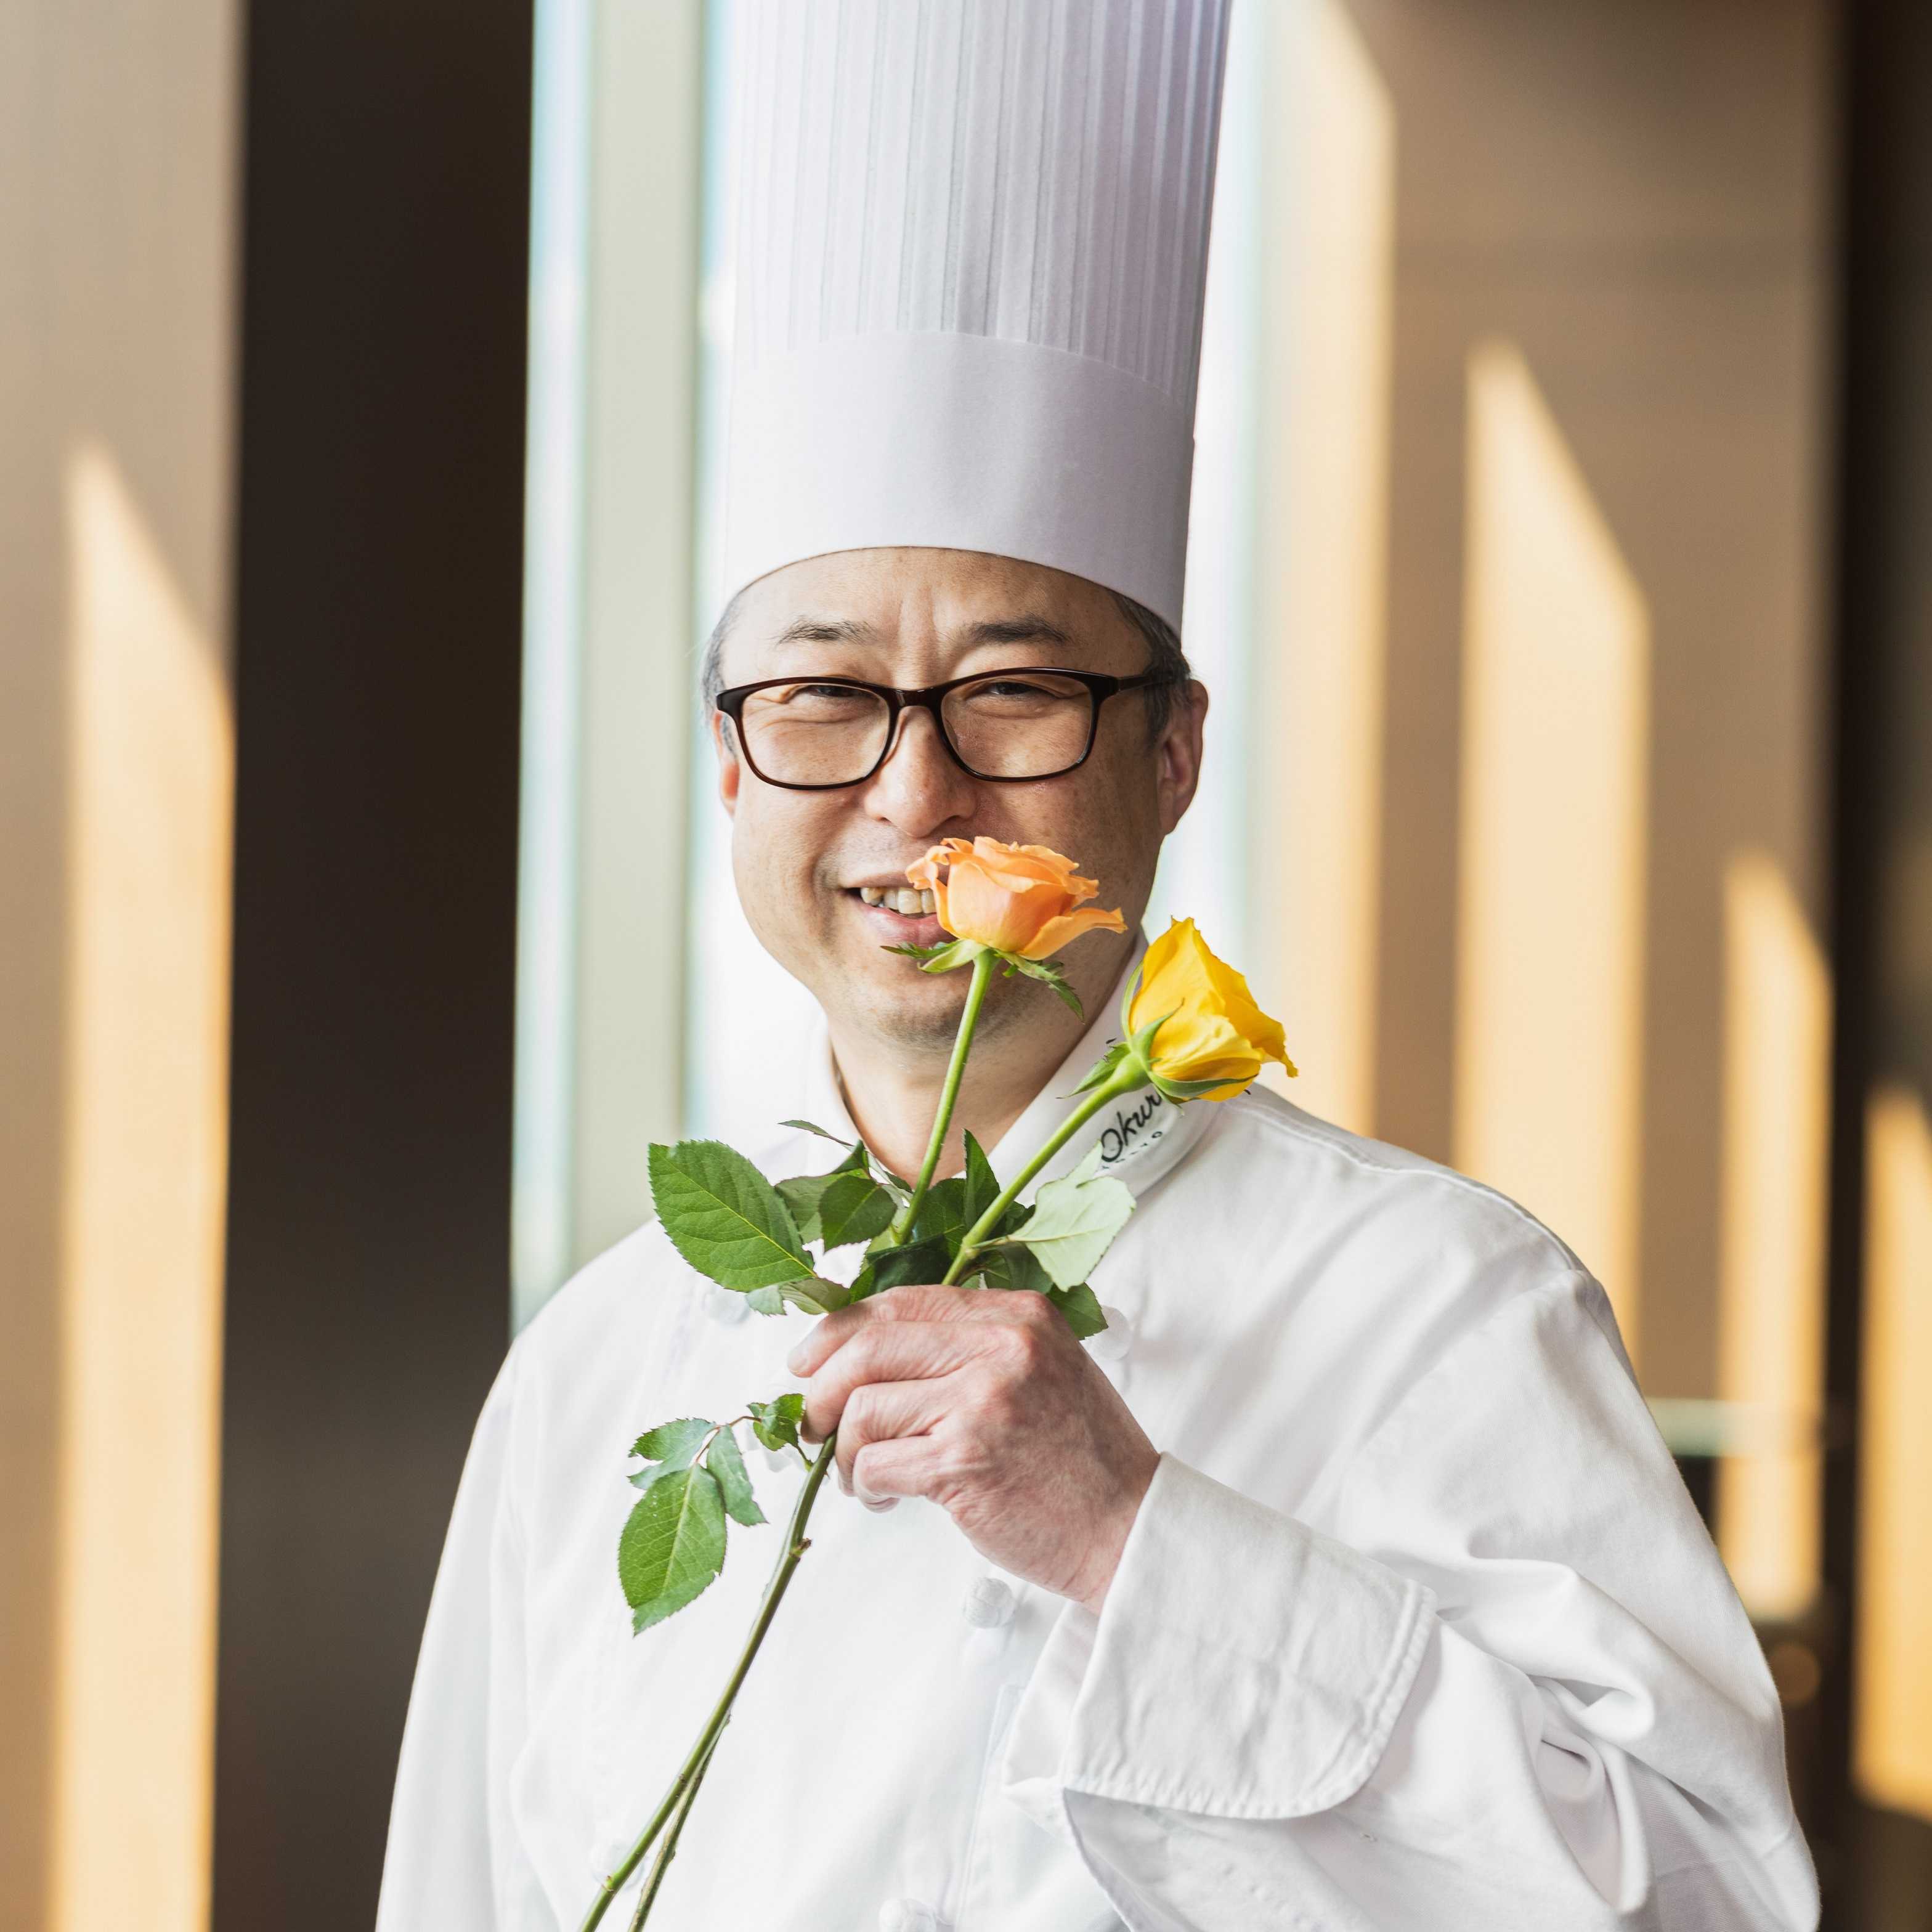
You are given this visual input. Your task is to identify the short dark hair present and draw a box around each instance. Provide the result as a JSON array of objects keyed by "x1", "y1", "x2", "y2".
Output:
[{"x1": 699, "y1": 581, "x2": 1190, "y2": 739}]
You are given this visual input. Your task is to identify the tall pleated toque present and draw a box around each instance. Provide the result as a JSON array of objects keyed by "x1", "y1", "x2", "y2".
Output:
[{"x1": 718, "y1": 0, "x2": 1232, "y2": 629}]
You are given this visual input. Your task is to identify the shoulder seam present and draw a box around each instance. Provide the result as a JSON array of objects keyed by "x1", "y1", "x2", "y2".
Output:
[{"x1": 1220, "y1": 1093, "x2": 1586, "y2": 1278}]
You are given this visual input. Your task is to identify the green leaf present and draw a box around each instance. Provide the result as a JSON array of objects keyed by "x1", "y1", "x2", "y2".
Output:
[
  {"x1": 1000, "y1": 951, "x2": 1084, "y2": 1015},
  {"x1": 1047, "y1": 1282, "x2": 1109, "y2": 1341},
  {"x1": 961, "y1": 1131, "x2": 1001, "y2": 1230},
  {"x1": 627, "y1": 1416, "x2": 715, "y2": 1492},
  {"x1": 976, "y1": 1239, "x2": 1055, "y2": 1294},
  {"x1": 865, "y1": 1233, "x2": 951, "y2": 1296},
  {"x1": 774, "y1": 1141, "x2": 866, "y2": 1244},
  {"x1": 920, "y1": 936, "x2": 988, "y2": 973},
  {"x1": 1151, "y1": 1071, "x2": 1251, "y2": 1101},
  {"x1": 619, "y1": 1465, "x2": 727, "y2": 1632},
  {"x1": 816, "y1": 1167, "x2": 898, "y2": 1249},
  {"x1": 748, "y1": 1392, "x2": 805, "y2": 1453},
  {"x1": 705, "y1": 1427, "x2": 766, "y2": 1527},
  {"x1": 911, "y1": 1176, "x2": 969, "y2": 1251},
  {"x1": 780, "y1": 1119, "x2": 848, "y2": 1144},
  {"x1": 630, "y1": 1416, "x2": 713, "y2": 1465},
  {"x1": 1074, "y1": 1040, "x2": 1133, "y2": 1095},
  {"x1": 744, "y1": 1276, "x2": 850, "y2": 1318},
  {"x1": 884, "y1": 936, "x2": 986, "y2": 973},
  {"x1": 773, "y1": 1177, "x2": 826, "y2": 1246},
  {"x1": 1004, "y1": 1143, "x2": 1134, "y2": 1288},
  {"x1": 648, "y1": 1140, "x2": 814, "y2": 1292}
]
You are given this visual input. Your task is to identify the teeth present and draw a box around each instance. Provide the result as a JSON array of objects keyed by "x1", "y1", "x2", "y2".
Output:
[
  {"x1": 854, "y1": 885, "x2": 935, "y2": 912},
  {"x1": 855, "y1": 886, "x2": 938, "y2": 915}
]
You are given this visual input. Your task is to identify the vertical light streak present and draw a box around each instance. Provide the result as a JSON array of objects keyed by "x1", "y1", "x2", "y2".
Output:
[
  {"x1": 511, "y1": 0, "x2": 593, "y2": 1327},
  {"x1": 1713, "y1": 851, "x2": 1830, "y2": 1620},
  {"x1": 1454, "y1": 341, "x2": 1650, "y2": 1363},
  {"x1": 1249, "y1": 0, "x2": 1394, "y2": 1130},
  {"x1": 1856, "y1": 1084, "x2": 1932, "y2": 1820},
  {"x1": 52, "y1": 444, "x2": 232, "y2": 1932}
]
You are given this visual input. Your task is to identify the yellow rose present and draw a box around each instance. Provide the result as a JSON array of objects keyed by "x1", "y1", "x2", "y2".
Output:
[
  {"x1": 1124, "y1": 917, "x2": 1296, "y2": 1100},
  {"x1": 907, "y1": 837, "x2": 1126, "y2": 960}
]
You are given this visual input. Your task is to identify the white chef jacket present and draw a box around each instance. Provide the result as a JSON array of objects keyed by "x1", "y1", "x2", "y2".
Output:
[{"x1": 377, "y1": 965, "x2": 1819, "y2": 1932}]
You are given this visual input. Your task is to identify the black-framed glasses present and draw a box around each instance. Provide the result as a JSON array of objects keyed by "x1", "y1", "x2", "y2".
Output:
[{"x1": 715, "y1": 667, "x2": 1172, "y2": 790}]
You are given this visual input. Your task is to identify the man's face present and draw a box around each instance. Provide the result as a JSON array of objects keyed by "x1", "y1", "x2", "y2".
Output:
[{"x1": 713, "y1": 547, "x2": 1206, "y2": 1053}]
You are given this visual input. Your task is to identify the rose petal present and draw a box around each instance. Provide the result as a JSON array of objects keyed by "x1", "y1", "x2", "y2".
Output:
[{"x1": 1018, "y1": 903, "x2": 1128, "y2": 960}]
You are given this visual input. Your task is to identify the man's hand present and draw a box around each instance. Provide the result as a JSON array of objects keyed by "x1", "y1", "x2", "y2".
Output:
[{"x1": 787, "y1": 1285, "x2": 1158, "y2": 1615}]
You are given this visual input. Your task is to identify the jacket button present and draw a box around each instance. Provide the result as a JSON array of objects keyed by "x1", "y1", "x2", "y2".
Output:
[
  {"x1": 1086, "y1": 1305, "x2": 1133, "y2": 1361},
  {"x1": 962, "y1": 1575, "x2": 1017, "y2": 1628},
  {"x1": 877, "y1": 1901, "x2": 941, "y2": 1932}
]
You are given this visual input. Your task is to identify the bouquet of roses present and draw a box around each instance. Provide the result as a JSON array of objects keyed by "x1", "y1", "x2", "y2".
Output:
[{"x1": 582, "y1": 837, "x2": 1293, "y2": 1930}]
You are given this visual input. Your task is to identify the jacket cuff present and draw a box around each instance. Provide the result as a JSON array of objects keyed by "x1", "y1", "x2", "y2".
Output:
[{"x1": 1004, "y1": 1453, "x2": 1435, "y2": 1824}]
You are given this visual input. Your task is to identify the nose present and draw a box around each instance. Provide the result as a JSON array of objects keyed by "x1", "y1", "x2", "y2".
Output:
[{"x1": 858, "y1": 702, "x2": 978, "y2": 841}]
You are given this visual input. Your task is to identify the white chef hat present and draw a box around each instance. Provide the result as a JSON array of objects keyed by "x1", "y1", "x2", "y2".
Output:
[{"x1": 718, "y1": 0, "x2": 1233, "y2": 632}]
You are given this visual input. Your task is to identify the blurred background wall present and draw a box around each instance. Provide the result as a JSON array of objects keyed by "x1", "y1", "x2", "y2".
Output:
[
  {"x1": 1, "y1": 1, "x2": 240, "y2": 1926},
  {"x1": 4, "y1": 0, "x2": 1931, "y2": 1927}
]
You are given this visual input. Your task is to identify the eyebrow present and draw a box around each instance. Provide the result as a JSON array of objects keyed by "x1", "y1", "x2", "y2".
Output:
[
  {"x1": 771, "y1": 616, "x2": 876, "y2": 646},
  {"x1": 768, "y1": 614, "x2": 1074, "y2": 649}
]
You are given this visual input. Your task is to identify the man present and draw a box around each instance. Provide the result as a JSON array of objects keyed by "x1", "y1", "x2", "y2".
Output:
[{"x1": 378, "y1": 4, "x2": 1816, "y2": 1926}]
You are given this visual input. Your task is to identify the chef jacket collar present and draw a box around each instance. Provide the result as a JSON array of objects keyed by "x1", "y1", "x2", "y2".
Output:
[{"x1": 787, "y1": 932, "x2": 1217, "y2": 1208}]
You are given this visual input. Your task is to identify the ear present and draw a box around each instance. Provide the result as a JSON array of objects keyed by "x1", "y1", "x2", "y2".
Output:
[
  {"x1": 1155, "y1": 680, "x2": 1208, "y2": 835},
  {"x1": 712, "y1": 710, "x2": 742, "y2": 819}
]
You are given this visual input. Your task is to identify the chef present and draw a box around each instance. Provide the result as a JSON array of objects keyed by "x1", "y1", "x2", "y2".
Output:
[{"x1": 376, "y1": 2, "x2": 1817, "y2": 1926}]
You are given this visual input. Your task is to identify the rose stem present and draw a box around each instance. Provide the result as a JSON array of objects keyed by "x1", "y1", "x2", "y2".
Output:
[
  {"x1": 625, "y1": 1719, "x2": 723, "y2": 1930},
  {"x1": 578, "y1": 1437, "x2": 839, "y2": 1931},
  {"x1": 890, "y1": 946, "x2": 996, "y2": 1244},
  {"x1": 589, "y1": 938, "x2": 1002, "y2": 1923},
  {"x1": 940, "y1": 1061, "x2": 1147, "y2": 1286}
]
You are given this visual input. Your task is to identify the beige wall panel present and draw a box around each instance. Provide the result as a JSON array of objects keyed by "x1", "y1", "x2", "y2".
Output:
[
  {"x1": 1348, "y1": 0, "x2": 1833, "y2": 1396},
  {"x1": 1251, "y1": 0, "x2": 1395, "y2": 1135},
  {"x1": 0, "y1": 0, "x2": 240, "y2": 1922},
  {"x1": 1455, "y1": 341, "x2": 1649, "y2": 1357}
]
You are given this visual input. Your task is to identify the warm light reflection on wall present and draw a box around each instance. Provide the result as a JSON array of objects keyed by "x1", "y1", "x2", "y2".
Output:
[
  {"x1": 1714, "y1": 852, "x2": 1830, "y2": 1620},
  {"x1": 52, "y1": 445, "x2": 231, "y2": 1932},
  {"x1": 1454, "y1": 342, "x2": 1650, "y2": 1363},
  {"x1": 1856, "y1": 1083, "x2": 1932, "y2": 1821},
  {"x1": 1251, "y1": 0, "x2": 1393, "y2": 1134}
]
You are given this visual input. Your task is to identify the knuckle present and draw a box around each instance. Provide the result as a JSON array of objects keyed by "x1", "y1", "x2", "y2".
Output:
[
  {"x1": 838, "y1": 1326, "x2": 890, "y2": 1381},
  {"x1": 842, "y1": 1382, "x2": 880, "y2": 1440},
  {"x1": 1000, "y1": 1315, "x2": 1052, "y2": 1371}
]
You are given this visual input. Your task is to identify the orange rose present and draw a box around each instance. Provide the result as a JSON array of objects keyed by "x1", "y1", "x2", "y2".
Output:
[{"x1": 907, "y1": 837, "x2": 1126, "y2": 960}]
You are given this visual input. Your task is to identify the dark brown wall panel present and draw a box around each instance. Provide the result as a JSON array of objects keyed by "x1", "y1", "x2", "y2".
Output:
[{"x1": 216, "y1": 4, "x2": 532, "y2": 1925}]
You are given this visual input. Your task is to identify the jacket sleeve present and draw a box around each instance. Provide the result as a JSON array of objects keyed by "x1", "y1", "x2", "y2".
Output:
[
  {"x1": 376, "y1": 1346, "x2": 549, "y2": 1931},
  {"x1": 1002, "y1": 1272, "x2": 1819, "y2": 1931}
]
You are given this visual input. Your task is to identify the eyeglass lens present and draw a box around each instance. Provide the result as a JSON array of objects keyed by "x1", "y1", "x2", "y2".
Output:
[{"x1": 737, "y1": 672, "x2": 1097, "y2": 786}]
